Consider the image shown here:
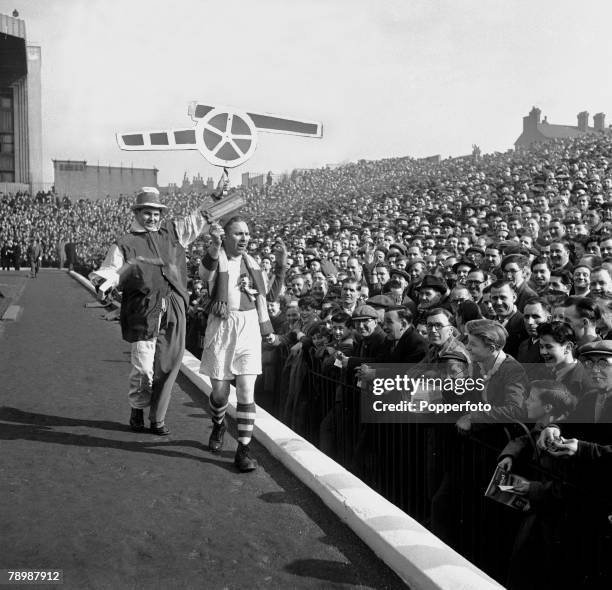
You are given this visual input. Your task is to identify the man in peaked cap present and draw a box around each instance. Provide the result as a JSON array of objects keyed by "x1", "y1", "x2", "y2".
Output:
[
  {"x1": 90, "y1": 185, "x2": 227, "y2": 435},
  {"x1": 338, "y1": 305, "x2": 388, "y2": 374},
  {"x1": 415, "y1": 275, "x2": 449, "y2": 322}
]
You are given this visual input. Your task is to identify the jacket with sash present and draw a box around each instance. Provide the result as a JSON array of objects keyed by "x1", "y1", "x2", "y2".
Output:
[{"x1": 91, "y1": 212, "x2": 207, "y2": 343}]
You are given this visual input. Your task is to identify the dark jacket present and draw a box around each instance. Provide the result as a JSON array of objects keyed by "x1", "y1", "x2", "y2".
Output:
[
  {"x1": 118, "y1": 222, "x2": 189, "y2": 342},
  {"x1": 470, "y1": 355, "x2": 529, "y2": 424},
  {"x1": 515, "y1": 282, "x2": 538, "y2": 313},
  {"x1": 501, "y1": 310, "x2": 527, "y2": 358},
  {"x1": 347, "y1": 325, "x2": 388, "y2": 370},
  {"x1": 387, "y1": 326, "x2": 428, "y2": 364},
  {"x1": 516, "y1": 337, "x2": 552, "y2": 381},
  {"x1": 554, "y1": 361, "x2": 588, "y2": 400}
]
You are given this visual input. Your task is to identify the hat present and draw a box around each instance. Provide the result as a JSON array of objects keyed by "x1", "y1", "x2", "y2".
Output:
[
  {"x1": 465, "y1": 246, "x2": 485, "y2": 257},
  {"x1": 404, "y1": 258, "x2": 425, "y2": 272},
  {"x1": 452, "y1": 259, "x2": 477, "y2": 274},
  {"x1": 577, "y1": 340, "x2": 612, "y2": 357},
  {"x1": 388, "y1": 243, "x2": 407, "y2": 255},
  {"x1": 351, "y1": 305, "x2": 379, "y2": 321},
  {"x1": 438, "y1": 349, "x2": 470, "y2": 363},
  {"x1": 416, "y1": 275, "x2": 448, "y2": 293},
  {"x1": 132, "y1": 187, "x2": 167, "y2": 210},
  {"x1": 367, "y1": 295, "x2": 396, "y2": 309},
  {"x1": 389, "y1": 268, "x2": 411, "y2": 282}
]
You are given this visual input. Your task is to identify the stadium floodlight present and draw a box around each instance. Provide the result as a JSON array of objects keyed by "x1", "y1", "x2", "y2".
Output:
[{"x1": 116, "y1": 102, "x2": 323, "y2": 168}]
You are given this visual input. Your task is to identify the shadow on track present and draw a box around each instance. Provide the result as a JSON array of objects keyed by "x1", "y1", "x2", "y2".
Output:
[{"x1": 0, "y1": 406, "x2": 238, "y2": 472}]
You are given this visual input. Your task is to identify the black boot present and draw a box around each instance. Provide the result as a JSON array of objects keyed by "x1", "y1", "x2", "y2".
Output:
[
  {"x1": 208, "y1": 420, "x2": 226, "y2": 453},
  {"x1": 150, "y1": 422, "x2": 170, "y2": 436},
  {"x1": 234, "y1": 442, "x2": 258, "y2": 472},
  {"x1": 129, "y1": 408, "x2": 144, "y2": 432}
]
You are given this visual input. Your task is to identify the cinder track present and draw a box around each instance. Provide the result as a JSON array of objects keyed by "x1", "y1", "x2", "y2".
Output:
[{"x1": 0, "y1": 269, "x2": 406, "y2": 590}]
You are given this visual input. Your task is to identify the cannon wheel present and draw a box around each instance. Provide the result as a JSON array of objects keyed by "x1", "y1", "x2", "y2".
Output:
[{"x1": 195, "y1": 108, "x2": 258, "y2": 168}]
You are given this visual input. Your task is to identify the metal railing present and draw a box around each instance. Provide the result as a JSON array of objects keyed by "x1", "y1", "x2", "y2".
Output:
[{"x1": 244, "y1": 348, "x2": 611, "y2": 588}]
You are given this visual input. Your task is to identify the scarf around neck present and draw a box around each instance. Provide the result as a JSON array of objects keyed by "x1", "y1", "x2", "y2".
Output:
[{"x1": 202, "y1": 247, "x2": 272, "y2": 336}]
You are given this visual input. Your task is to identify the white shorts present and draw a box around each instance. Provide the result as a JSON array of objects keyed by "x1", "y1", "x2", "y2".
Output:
[{"x1": 200, "y1": 308, "x2": 262, "y2": 380}]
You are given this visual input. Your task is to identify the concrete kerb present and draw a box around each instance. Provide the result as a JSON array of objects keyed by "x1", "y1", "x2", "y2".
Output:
[{"x1": 70, "y1": 270, "x2": 505, "y2": 590}]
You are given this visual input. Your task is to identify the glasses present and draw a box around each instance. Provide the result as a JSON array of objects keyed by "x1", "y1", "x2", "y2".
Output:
[
  {"x1": 582, "y1": 358, "x2": 612, "y2": 370},
  {"x1": 426, "y1": 323, "x2": 451, "y2": 332}
]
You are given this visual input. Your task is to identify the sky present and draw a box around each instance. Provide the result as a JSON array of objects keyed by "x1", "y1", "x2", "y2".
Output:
[{"x1": 3, "y1": 0, "x2": 612, "y2": 187}]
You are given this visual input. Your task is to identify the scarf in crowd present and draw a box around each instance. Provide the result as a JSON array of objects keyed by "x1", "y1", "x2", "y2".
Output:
[{"x1": 202, "y1": 247, "x2": 272, "y2": 336}]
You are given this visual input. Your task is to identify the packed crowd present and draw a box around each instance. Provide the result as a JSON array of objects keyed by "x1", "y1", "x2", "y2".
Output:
[
  {"x1": 3, "y1": 131, "x2": 612, "y2": 587},
  {"x1": 190, "y1": 133, "x2": 612, "y2": 589},
  {"x1": 0, "y1": 191, "x2": 215, "y2": 271}
]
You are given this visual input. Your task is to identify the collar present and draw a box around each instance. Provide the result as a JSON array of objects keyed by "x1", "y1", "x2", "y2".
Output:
[
  {"x1": 130, "y1": 220, "x2": 158, "y2": 233},
  {"x1": 552, "y1": 360, "x2": 577, "y2": 380},
  {"x1": 478, "y1": 350, "x2": 506, "y2": 380},
  {"x1": 499, "y1": 309, "x2": 517, "y2": 326}
]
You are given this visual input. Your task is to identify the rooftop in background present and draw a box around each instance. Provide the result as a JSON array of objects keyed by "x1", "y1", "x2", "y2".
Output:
[{"x1": 515, "y1": 106, "x2": 611, "y2": 148}]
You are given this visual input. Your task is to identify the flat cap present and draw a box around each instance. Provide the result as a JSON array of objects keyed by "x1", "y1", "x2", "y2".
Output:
[
  {"x1": 367, "y1": 295, "x2": 396, "y2": 309},
  {"x1": 577, "y1": 340, "x2": 612, "y2": 357},
  {"x1": 351, "y1": 305, "x2": 380, "y2": 320},
  {"x1": 416, "y1": 275, "x2": 448, "y2": 293}
]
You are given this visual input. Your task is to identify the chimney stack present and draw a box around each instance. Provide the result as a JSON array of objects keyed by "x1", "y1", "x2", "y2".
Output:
[
  {"x1": 523, "y1": 106, "x2": 541, "y2": 132},
  {"x1": 594, "y1": 112, "x2": 606, "y2": 132},
  {"x1": 577, "y1": 111, "x2": 589, "y2": 132}
]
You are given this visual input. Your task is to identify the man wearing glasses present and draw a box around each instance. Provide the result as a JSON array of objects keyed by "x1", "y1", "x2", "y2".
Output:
[
  {"x1": 466, "y1": 269, "x2": 489, "y2": 306},
  {"x1": 422, "y1": 308, "x2": 469, "y2": 365}
]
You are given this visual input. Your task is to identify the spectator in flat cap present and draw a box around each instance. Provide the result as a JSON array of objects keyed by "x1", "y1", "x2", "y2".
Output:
[
  {"x1": 335, "y1": 304, "x2": 388, "y2": 376},
  {"x1": 465, "y1": 246, "x2": 485, "y2": 266},
  {"x1": 385, "y1": 270, "x2": 416, "y2": 311},
  {"x1": 415, "y1": 275, "x2": 450, "y2": 324},
  {"x1": 367, "y1": 294, "x2": 396, "y2": 310},
  {"x1": 452, "y1": 259, "x2": 477, "y2": 286},
  {"x1": 388, "y1": 243, "x2": 407, "y2": 256}
]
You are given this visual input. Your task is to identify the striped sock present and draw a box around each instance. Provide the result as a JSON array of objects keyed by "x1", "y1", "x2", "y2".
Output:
[
  {"x1": 236, "y1": 402, "x2": 256, "y2": 446},
  {"x1": 209, "y1": 397, "x2": 228, "y2": 425}
]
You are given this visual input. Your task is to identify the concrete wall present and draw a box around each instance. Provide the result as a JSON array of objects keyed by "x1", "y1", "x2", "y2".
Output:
[
  {"x1": 53, "y1": 161, "x2": 158, "y2": 200},
  {"x1": 11, "y1": 76, "x2": 28, "y2": 183},
  {"x1": 26, "y1": 45, "x2": 43, "y2": 189}
]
